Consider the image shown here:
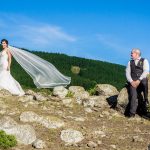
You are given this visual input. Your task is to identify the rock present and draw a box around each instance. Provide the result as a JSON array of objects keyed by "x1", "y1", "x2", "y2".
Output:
[
  {"x1": 97, "y1": 140, "x2": 102, "y2": 145},
  {"x1": 62, "y1": 98, "x2": 73, "y2": 107},
  {"x1": 75, "y1": 91, "x2": 90, "y2": 104},
  {"x1": 25, "y1": 89, "x2": 36, "y2": 95},
  {"x1": 117, "y1": 87, "x2": 128, "y2": 107},
  {"x1": 134, "y1": 128, "x2": 141, "y2": 133},
  {"x1": 118, "y1": 84, "x2": 150, "y2": 108},
  {"x1": 102, "y1": 111, "x2": 110, "y2": 116},
  {"x1": 132, "y1": 136, "x2": 143, "y2": 142},
  {"x1": 110, "y1": 144, "x2": 117, "y2": 149},
  {"x1": 0, "y1": 89, "x2": 12, "y2": 97},
  {"x1": 71, "y1": 66, "x2": 80, "y2": 74},
  {"x1": 32, "y1": 139, "x2": 46, "y2": 149},
  {"x1": 87, "y1": 141, "x2": 98, "y2": 148},
  {"x1": 18, "y1": 95, "x2": 34, "y2": 102},
  {"x1": 69, "y1": 86, "x2": 90, "y2": 104},
  {"x1": 96, "y1": 84, "x2": 119, "y2": 97},
  {"x1": 0, "y1": 116, "x2": 36, "y2": 145},
  {"x1": 0, "y1": 108, "x2": 7, "y2": 115},
  {"x1": 111, "y1": 112, "x2": 122, "y2": 118},
  {"x1": 34, "y1": 93, "x2": 48, "y2": 101},
  {"x1": 20, "y1": 111, "x2": 65, "y2": 129},
  {"x1": 69, "y1": 86, "x2": 85, "y2": 94},
  {"x1": 64, "y1": 116, "x2": 85, "y2": 122},
  {"x1": 93, "y1": 130, "x2": 106, "y2": 138},
  {"x1": 48, "y1": 96, "x2": 61, "y2": 102},
  {"x1": 0, "y1": 100, "x2": 8, "y2": 109},
  {"x1": 119, "y1": 135, "x2": 126, "y2": 140},
  {"x1": 53, "y1": 86, "x2": 68, "y2": 99},
  {"x1": 83, "y1": 96, "x2": 108, "y2": 108},
  {"x1": 60, "y1": 129, "x2": 84, "y2": 144},
  {"x1": 84, "y1": 107, "x2": 93, "y2": 113},
  {"x1": 99, "y1": 114, "x2": 104, "y2": 118}
]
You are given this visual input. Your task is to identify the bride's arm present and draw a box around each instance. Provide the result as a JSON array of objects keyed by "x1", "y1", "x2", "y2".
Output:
[{"x1": 7, "y1": 48, "x2": 12, "y2": 71}]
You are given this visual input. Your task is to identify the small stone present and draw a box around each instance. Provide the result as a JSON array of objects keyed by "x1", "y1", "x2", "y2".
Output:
[
  {"x1": 102, "y1": 111, "x2": 110, "y2": 116},
  {"x1": 53, "y1": 86, "x2": 68, "y2": 99},
  {"x1": 97, "y1": 140, "x2": 102, "y2": 145},
  {"x1": 93, "y1": 130, "x2": 106, "y2": 138},
  {"x1": 99, "y1": 114, "x2": 104, "y2": 118},
  {"x1": 110, "y1": 144, "x2": 117, "y2": 149},
  {"x1": 132, "y1": 136, "x2": 143, "y2": 142},
  {"x1": 34, "y1": 93, "x2": 47, "y2": 101},
  {"x1": 32, "y1": 139, "x2": 46, "y2": 149},
  {"x1": 119, "y1": 135, "x2": 126, "y2": 140},
  {"x1": 87, "y1": 141, "x2": 97, "y2": 148},
  {"x1": 84, "y1": 107, "x2": 93, "y2": 113},
  {"x1": 62, "y1": 98, "x2": 73, "y2": 107}
]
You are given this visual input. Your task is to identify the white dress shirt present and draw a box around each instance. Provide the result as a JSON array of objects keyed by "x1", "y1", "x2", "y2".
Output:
[{"x1": 126, "y1": 57, "x2": 149, "y2": 83}]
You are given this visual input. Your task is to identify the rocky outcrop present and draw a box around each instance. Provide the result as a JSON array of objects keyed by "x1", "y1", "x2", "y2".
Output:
[
  {"x1": 53, "y1": 86, "x2": 68, "y2": 98},
  {"x1": 69, "y1": 86, "x2": 90, "y2": 104},
  {"x1": 96, "y1": 84, "x2": 119, "y2": 97},
  {"x1": 20, "y1": 111, "x2": 65, "y2": 129},
  {"x1": 117, "y1": 87, "x2": 128, "y2": 107},
  {"x1": 83, "y1": 95, "x2": 108, "y2": 109},
  {"x1": 0, "y1": 116, "x2": 36, "y2": 145}
]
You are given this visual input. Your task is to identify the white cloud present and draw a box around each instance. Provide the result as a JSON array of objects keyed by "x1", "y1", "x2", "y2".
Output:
[
  {"x1": 0, "y1": 14, "x2": 77, "y2": 50},
  {"x1": 19, "y1": 25, "x2": 76, "y2": 44}
]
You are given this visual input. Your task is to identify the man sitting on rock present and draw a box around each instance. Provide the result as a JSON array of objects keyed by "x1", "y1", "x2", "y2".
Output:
[{"x1": 125, "y1": 48, "x2": 149, "y2": 117}]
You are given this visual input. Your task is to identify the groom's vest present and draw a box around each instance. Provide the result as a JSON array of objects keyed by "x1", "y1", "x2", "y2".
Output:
[{"x1": 130, "y1": 58, "x2": 144, "y2": 80}]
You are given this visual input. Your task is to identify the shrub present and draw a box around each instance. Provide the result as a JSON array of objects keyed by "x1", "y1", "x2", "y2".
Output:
[
  {"x1": 88, "y1": 87, "x2": 97, "y2": 96},
  {"x1": 0, "y1": 130, "x2": 17, "y2": 149},
  {"x1": 66, "y1": 91, "x2": 74, "y2": 98}
]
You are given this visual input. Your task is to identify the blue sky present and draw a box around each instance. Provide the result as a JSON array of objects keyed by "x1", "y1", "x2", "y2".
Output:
[{"x1": 0, "y1": 0, "x2": 150, "y2": 65}]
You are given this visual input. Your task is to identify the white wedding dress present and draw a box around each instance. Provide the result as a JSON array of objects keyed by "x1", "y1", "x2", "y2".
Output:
[{"x1": 0, "y1": 50, "x2": 25, "y2": 96}]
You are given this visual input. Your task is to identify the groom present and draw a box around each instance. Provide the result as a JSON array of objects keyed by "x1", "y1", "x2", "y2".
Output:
[{"x1": 125, "y1": 48, "x2": 149, "y2": 117}]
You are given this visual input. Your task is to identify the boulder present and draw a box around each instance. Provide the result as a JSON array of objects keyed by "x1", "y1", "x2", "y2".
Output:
[
  {"x1": 60, "y1": 129, "x2": 84, "y2": 144},
  {"x1": 32, "y1": 139, "x2": 46, "y2": 149},
  {"x1": 83, "y1": 96, "x2": 108, "y2": 108},
  {"x1": 117, "y1": 87, "x2": 128, "y2": 107},
  {"x1": 69, "y1": 86, "x2": 90, "y2": 104},
  {"x1": 0, "y1": 116, "x2": 36, "y2": 145},
  {"x1": 20, "y1": 111, "x2": 65, "y2": 129},
  {"x1": 96, "y1": 84, "x2": 119, "y2": 97},
  {"x1": 53, "y1": 86, "x2": 68, "y2": 99}
]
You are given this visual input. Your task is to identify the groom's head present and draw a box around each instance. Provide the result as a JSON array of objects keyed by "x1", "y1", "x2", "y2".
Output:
[{"x1": 131, "y1": 48, "x2": 141, "y2": 60}]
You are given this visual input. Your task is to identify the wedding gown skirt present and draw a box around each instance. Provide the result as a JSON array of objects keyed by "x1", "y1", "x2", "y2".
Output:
[{"x1": 0, "y1": 51, "x2": 25, "y2": 96}]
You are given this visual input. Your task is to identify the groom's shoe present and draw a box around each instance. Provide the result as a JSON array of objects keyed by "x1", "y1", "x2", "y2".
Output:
[{"x1": 127, "y1": 113, "x2": 135, "y2": 118}]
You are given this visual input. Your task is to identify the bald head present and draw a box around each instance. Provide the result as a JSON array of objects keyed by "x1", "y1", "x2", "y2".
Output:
[
  {"x1": 131, "y1": 48, "x2": 141, "y2": 60},
  {"x1": 132, "y1": 48, "x2": 141, "y2": 56}
]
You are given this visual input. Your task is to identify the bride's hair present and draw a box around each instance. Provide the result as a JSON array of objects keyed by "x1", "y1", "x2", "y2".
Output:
[{"x1": 1, "y1": 39, "x2": 9, "y2": 46}]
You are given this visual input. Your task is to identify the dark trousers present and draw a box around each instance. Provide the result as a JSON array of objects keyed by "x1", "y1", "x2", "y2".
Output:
[{"x1": 125, "y1": 78, "x2": 149, "y2": 116}]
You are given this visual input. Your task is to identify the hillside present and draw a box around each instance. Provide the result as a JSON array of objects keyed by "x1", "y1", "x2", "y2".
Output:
[
  {"x1": 0, "y1": 45, "x2": 126, "y2": 90},
  {"x1": 0, "y1": 81, "x2": 150, "y2": 150}
]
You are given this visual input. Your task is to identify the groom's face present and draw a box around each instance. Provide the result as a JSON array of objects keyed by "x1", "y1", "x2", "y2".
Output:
[{"x1": 131, "y1": 51, "x2": 139, "y2": 60}]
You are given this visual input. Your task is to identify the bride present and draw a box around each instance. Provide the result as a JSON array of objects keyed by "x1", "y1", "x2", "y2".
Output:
[{"x1": 0, "y1": 39, "x2": 71, "y2": 96}]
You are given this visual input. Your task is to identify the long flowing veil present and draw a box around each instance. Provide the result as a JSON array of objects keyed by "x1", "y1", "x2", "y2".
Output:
[{"x1": 8, "y1": 45, "x2": 71, "y2": 88}]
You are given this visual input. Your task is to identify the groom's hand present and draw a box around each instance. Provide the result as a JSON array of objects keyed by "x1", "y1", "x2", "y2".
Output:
[
  {"x1": 135, "y1": 80, "x2": 140, "y2": 87},
  {"x1": 131, "y1": 81, "x2": 137, "y2": 88},
  {"x1": 131, "y1": 80, "x2": 140, "y2": 88}
]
